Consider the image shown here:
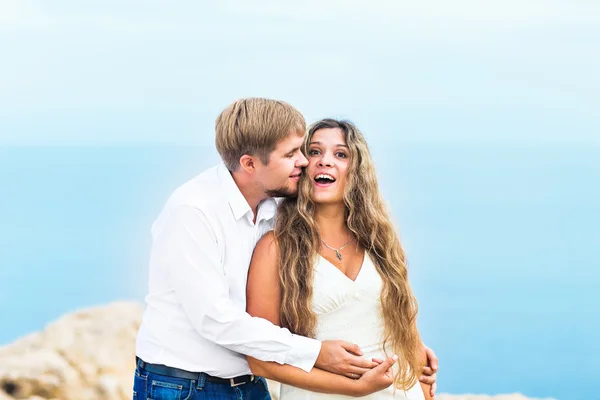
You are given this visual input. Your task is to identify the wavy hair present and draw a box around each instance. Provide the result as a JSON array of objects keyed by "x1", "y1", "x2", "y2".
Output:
[{"x1": 274, "y1": 119, "x2": 423, "y2": 390}]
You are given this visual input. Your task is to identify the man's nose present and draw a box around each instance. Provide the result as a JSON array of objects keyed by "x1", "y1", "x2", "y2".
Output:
[{"x1": 297, "y1": 152, "x2": 309, "y2": 167}]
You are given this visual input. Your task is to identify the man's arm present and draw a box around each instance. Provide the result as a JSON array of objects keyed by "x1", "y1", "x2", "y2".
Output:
[{"x1": 156, "y1": 205, "x2": 320, "y2": 372}]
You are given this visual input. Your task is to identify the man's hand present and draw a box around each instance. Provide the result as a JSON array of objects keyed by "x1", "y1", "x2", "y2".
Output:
[
  {"x1": 315, "y1": 340, "x2": 377, "y2": 378},
  {"x1": 419, "y1": 345, "x2": 438, "y2": 398}
]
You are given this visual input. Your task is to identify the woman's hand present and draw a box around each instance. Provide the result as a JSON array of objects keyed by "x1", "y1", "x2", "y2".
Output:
[{"x1": 352, "y1": 355, "x2": 397, "y2": 397}]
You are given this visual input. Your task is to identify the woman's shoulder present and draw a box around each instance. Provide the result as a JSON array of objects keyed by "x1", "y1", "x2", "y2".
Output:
[
  {"x1": 247, "y1": 230, "x2": 282, "y2": 321},
  {"x1": 250, "y1": 230, "x2": 279, "y2": 270},
  {"x1": 255, "y1": 230, "x2": 277, "y2": 253}
]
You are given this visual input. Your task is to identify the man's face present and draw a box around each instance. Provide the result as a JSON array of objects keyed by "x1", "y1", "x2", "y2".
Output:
[{"x1": 256, "y1": 133, "x2": 308, "y2": 198}]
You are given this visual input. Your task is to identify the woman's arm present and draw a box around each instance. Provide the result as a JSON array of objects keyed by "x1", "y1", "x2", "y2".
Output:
[
  {"x1": 246, "y1": 231, "x2": 395, "y2": 397},
  {"x1": 248, "y1": 355, "x2": 388, "y2": 397}
]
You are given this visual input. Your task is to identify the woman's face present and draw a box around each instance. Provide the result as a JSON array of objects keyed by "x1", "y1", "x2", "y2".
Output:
[{"x1": 306, "y1": 127, "x2": 351, "y2": 205}]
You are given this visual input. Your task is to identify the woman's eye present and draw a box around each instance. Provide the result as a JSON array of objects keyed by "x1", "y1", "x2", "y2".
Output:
[
  {"x1": 336, "y1": 152, "x2": 347, "y2": 158},
  {"x1": 309, "y1": 149, "x2": 320, "y2": 155}
]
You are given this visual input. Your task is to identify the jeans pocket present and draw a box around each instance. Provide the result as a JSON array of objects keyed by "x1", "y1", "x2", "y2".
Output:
[{"x1": 149, "y1": 378, "x2": 193, "y2": 400}]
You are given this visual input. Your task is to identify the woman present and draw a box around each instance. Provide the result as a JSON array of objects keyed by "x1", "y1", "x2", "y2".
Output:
[{"x1": 246, "y1": 119, "x2": 432, "y2": 399}]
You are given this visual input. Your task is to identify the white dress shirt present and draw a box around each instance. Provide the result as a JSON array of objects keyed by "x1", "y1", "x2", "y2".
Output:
[{"x1": 136, "y1": 164, "x2": 322, "y2": 378}]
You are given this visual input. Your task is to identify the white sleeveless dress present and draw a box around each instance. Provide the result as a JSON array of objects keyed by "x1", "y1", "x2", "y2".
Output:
[{"x1": 279, "y1": 253, "x2": 425, "y2": 399}]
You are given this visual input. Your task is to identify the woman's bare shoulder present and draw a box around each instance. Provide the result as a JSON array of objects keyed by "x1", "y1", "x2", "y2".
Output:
[
  {"x1": 248, "y1": 231, "x2": 283, "y2": 280},
  {"x1": 247, "y1": 230, "x2": 281, "y2": 321}
]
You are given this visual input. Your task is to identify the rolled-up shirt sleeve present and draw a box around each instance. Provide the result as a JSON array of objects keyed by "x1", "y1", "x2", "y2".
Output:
[{"x1": 155, "y1": 205, "x2": 321, "y2": 373}]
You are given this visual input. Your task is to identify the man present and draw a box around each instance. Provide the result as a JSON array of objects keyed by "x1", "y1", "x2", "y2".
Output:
[{"x1": 132, "y1": 98, "x2": 438, "y2": 400}]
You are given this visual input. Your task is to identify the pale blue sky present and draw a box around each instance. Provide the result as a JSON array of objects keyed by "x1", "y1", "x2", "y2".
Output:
[
  {"x1": 1, "y1": 0, "x2": 598, "y2": 146},
  {"x1": 1, "y1": 3, "x2": 599, "y2": 398}
]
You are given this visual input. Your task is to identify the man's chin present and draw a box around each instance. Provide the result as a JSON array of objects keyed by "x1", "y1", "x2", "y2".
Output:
[{"x1": 265, "y1": 187, "x2": 297, "y2": 198}]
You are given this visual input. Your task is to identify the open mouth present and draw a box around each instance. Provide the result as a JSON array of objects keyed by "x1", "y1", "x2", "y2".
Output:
[{"x1": 314, "y1": 173, "x2": 336, "y2": 186}]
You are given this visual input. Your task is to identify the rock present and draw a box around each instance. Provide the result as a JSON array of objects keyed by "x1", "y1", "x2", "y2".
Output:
[
  {"x1": 265, "y1": 383, "x2": 554, "y2": 400},
  {"x1": 437, "y1": 395, "x2": 555, "y2": 400},
  {"x1": 0, "y1": 302, "x2": 142, "y2": 400},
  {"x1": 0, "y1": 302, "x2": 555, "y2": 400}
]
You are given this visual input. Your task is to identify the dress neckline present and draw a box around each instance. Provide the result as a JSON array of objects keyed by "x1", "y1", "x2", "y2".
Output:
[{"x1": 317, "y1": 252, "x2": 368, "y2": 283}]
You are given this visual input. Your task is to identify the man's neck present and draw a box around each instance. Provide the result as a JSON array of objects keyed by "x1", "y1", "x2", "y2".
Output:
[{"x1": 230, "y1": 169, "x2": 266, "y2": 222}]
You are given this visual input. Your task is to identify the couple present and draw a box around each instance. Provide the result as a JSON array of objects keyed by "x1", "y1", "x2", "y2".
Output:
[{"x1": 133, "y1": 98, "x2": 438, "y2": 400}]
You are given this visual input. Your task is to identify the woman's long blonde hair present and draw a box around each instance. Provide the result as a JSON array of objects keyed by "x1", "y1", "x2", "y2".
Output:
[{"x1": 274, "y1": 119, "x2": 423, "y2": 390}]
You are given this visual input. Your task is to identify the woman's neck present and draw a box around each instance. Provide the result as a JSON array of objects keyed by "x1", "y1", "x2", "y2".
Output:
[{"x1": 314, "y1": 203, "x2": 351, "y2": 246}]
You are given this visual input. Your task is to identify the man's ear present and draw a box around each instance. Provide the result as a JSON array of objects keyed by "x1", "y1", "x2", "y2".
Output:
[{"x1": 239, "y1": 154, "x2": 257, "y2": 174}]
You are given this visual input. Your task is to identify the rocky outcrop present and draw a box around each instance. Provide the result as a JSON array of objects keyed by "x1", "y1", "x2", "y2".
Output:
[
  {"x1": 266, "y1": 381, "x2": 554, "y2": 400},
  {"x1": 0, "y1": 302, "x2": 142, "y2": 400},
  {"x1": 0, "y1": 302, "x2": 554, "y2": 400},
  {"x1": 437, "y1": 395, "x2": 554, "y2": 400},
  {"x1": 265, "y1": 381, "x2": 554, "y2": 400}
]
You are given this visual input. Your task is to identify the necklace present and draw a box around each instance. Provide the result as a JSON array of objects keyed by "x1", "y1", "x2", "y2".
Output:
[{"x1": 321, "y1": 237, "x2": 354, "y2": 261}]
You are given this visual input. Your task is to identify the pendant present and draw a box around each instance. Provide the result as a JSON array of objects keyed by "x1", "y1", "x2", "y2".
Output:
[{"x1": 335, "y1": 251, "x2": 343, "y2": 261}]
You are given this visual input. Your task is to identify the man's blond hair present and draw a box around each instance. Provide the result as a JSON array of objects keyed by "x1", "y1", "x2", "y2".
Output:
[{"x1": 215, "y1": 98, "x2": 306, "y2": 171}]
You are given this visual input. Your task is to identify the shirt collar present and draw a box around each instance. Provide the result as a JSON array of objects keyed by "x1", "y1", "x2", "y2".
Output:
[
  {"x1": 217, "y1": 163, "x2": 278, "y2": 222},
  {"x1": 256, "y1": 197, "x2": 278, "y2": 222},
  {"x1": 218, "y1": 164, "x2": 251, "y2": 220}
]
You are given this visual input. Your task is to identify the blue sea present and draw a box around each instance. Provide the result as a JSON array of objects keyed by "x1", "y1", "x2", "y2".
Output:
[{"x1": 1, "y1": 144, "x2": 598, "y2": 400}]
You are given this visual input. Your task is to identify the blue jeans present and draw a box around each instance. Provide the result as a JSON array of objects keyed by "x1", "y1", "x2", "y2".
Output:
[{"x1": 132, "y1": 364, "x2": 272, "y2": 400}]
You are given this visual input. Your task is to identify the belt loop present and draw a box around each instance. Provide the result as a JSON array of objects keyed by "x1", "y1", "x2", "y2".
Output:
[
  {"x1": 196, "y1": 372, "x2": 207, "y2": 390},
  {"x1": 135, "y1": 356, "x2": 143, "y2": 371}
]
